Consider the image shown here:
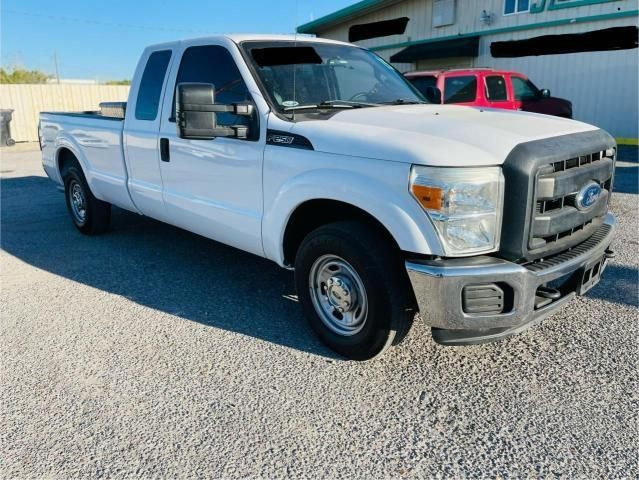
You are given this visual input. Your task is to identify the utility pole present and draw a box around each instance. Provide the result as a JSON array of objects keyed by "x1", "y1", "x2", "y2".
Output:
[{"x1": 53, "y1": 51, "x2": 60, "y2": 84}]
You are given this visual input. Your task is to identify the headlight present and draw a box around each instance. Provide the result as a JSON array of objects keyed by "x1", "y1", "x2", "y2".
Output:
[{"x1": 409, "y1": 166, "x2": 504, "y2": 256}]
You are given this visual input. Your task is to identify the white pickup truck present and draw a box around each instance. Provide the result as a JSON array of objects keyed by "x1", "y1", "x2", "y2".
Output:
[{"x1": 40, "y1": 35, "x2": 616, "y2": 360}]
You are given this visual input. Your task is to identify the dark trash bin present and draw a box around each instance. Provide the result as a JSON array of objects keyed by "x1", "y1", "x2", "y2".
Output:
[{"x1": 1, "y1": 109, "x2": 16, "y2": 146}]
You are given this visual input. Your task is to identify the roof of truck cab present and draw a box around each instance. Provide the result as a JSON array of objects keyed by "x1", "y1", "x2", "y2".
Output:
[
  {"x1": 225, "y1": 33, "x2": 352, "y2": 45},
  {"x1": 145, "y1": 34, "x2": 353, "y2": 51}
]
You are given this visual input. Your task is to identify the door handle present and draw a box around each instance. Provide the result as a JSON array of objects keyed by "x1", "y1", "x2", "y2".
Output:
[{"x1": 160, "y1": 137, "x2": 170, "y2": 162}]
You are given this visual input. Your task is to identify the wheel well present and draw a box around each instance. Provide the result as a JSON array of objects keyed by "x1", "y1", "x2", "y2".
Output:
[
  {"x1": 57, "y1": 147, "x2": 79, "y2": 177},
  {"x1": 282, "y1": 199, "x2": 400, "y2": 266}
]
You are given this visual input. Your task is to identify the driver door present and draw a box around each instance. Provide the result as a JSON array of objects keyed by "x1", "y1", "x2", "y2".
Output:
[{"x1": 158, "y1": 43, "x2": 264, "y2": 256}]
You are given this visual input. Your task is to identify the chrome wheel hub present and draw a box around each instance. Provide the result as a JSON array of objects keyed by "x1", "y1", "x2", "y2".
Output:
[
  {"x1": 309, "y1": 255, "x2": 368, "y2": 336},
  {"x1": 69, "y1": 180, "x2": 87, "y2": 223}
]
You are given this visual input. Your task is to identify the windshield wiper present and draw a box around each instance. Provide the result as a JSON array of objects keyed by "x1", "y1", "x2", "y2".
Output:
[
  {"x1": 379, "y1": 98, "x2": 426, "y2": 105},
  {"x1": 283, "y1": 100, "x2": 378, "y2": 111},
  {"x1": 321, "y1": 100, "x2": 379, "y2": 107}
]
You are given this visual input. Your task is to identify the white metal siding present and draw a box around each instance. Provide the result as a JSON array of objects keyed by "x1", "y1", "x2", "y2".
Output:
[
  {"x1": 316, "y1": 0, "x2": 638, "y2": 50},
  {"x1": 476, "y1": 18, "x2": 638, "y2": 138}
]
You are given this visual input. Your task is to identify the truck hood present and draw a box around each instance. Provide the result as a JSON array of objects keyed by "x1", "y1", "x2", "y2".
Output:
[{"x1": 287, "y1": 105, "x2": 598, "y2": 166}]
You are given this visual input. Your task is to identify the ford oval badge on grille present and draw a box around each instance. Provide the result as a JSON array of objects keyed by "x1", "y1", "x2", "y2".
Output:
[{"x1": 576, "y1": 182, "x2": 602, "y2": 211}]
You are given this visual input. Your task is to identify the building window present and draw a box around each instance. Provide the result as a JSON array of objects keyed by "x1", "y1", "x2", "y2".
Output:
[
  {"x1": 432, "y1": 0, "x2": 455, "y2": 28},
  {"x1": 504, "y1": 0, "x2": 530, "y2": 15}
]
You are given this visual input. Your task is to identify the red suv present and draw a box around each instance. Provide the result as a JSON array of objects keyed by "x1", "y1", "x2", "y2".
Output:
[{"x1": 405, "y1": 68, "x2": 573, "y2": 118}]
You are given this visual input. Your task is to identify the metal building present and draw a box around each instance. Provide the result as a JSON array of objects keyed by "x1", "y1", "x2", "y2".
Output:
[{"x1": 298, "y1": 0, "x2": 639, "y2": 143}]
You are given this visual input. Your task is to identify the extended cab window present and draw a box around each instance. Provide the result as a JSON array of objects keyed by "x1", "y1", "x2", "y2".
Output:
[
  {"x1": 135, "y1": 50, "x2": 172, "y2": 121},
  {"x1": 485, "y1": 75, "x2": 508, "y2": 101},
  {"x1": 174, "y1": 45, "x2": 252, "y2": 128},
  {"x1": 443, "y1": 76, "x2": 477, "y2": 103}
]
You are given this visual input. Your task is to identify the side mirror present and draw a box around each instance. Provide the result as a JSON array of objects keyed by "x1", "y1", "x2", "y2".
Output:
[
  {"x1": 176, "y1": 83, "x2": 254, "y2": 140},
  {"x1": 540, "y1": 88, "x2": 551, "y2": 98},
  {"x1": 425, "y1": 86, "x2": 442, "y2": 104}
]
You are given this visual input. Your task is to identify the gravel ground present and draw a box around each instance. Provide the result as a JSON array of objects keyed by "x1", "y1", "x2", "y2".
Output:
[{"x1": 1, "y1": 145, "x2": 637, "y2": 478}]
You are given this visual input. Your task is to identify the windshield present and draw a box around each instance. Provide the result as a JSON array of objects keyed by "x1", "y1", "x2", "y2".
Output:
[{"x1": 242, "y1": 41, "x2": 426, "y2": 112}]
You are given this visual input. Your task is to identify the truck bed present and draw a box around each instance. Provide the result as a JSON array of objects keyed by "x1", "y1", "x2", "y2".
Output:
[
  {"x1": 42, "y1": 100, "x2": 127, "y2": 121},
  {"x1": 39, "y1": 110, "x2": 137, "y2": 212}
]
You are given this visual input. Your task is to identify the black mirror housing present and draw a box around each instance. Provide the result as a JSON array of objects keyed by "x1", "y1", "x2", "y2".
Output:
[
  {"x1": 540, "y1": 88, "x2": 551, "y2": 98},
  {"x1": 176, "y1": 83, "x2": 254, "y2": 140},
  {"x1": 425, "y1": 86, "x2": 442, "y2": 104}
]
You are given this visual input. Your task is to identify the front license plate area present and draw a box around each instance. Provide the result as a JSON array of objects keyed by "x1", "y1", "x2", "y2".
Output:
[{"x1": 578, "y1": 255, "x2": 606, "y2": 295}]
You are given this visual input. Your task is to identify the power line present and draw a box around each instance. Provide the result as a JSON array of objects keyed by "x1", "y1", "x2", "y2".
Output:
[{"x1": 1, "y1": 9, "x2": 217, "y2": 34}]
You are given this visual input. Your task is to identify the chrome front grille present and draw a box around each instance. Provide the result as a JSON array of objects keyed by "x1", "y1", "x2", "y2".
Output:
[{"x1": 529, "y1": 148, "x2": 615, "y2": 253}]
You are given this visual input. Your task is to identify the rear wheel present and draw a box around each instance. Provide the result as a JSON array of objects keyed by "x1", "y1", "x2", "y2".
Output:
[
  {"x1": 63, "y1": 163, "x2": 111, "y2": 234},
  {"x1": 295, "y1": 221, "x2": 415, "y2": 360}
]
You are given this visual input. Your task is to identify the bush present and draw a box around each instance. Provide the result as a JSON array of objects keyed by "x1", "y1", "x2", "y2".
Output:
[{"x1": 0, "y1": 67, "x2": 52, "y2": 84}]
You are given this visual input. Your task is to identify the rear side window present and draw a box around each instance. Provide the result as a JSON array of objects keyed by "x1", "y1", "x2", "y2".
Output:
[
  {"x1": 135, "y1": 50, "x2": 172, "y2": 121},
  {"x1": 173, "y1": 45, "x2": 252, "y2": 127},
  {"x1": 485, "y1": 75, "x2": 508, "y2": 101},
  {"x1": 408, "y1": 76, "x2": 437, "y2": 96},
  {"x1": 443, "y1": 76, "x2": 477, "y2": 103}
]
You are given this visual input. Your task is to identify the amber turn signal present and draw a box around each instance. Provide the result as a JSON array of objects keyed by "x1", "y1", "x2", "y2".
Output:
[{"x1": 411, "y1": 184, "x2": 443, "y2": 211}]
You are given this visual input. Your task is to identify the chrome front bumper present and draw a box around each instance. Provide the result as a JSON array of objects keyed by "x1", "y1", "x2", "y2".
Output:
[{"x1": 406, "y1": 213, "x2": 617, "y2": 345}]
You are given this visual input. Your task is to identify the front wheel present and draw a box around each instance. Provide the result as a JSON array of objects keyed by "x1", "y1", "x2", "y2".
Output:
[{"x1": 295, "y1": 221, "x2": 415, "y2": 360}]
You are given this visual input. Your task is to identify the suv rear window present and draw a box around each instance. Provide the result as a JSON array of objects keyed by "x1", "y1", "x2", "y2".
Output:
[
  {"x1": 443, "y1": 76, "x2": 477, "y2": 103},
  {"x1": 135, "y1": 50, "x2": 172, "y2": 121},
  {"x1": 485, "y1": 75, "x2": 508, "y2": 101}
]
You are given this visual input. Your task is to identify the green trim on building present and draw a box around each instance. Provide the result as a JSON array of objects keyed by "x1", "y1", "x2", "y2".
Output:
[
  {"x1": 530, "y1": 0, "x2": 548, "y2": 13},
  {"x1": 532, "y1": 0, "x2": 622, "y2": 13},
  {"x1": 549, "y1": 0, "x2": 622, "y2": 11},
  {"x1": 369, "y1": 9, "x2": 639, "y2": 52},
  {"x1": 297, "y1": 0, "x2": 389, "y2": 34}
]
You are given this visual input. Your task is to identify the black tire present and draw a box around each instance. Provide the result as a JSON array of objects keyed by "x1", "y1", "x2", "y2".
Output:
[
  {"x1": 295, "y1": 220, "x2": 415, "y2": 360},
  {"x1": 62, "y1": 162, "x2": 111, "y2": 234}
]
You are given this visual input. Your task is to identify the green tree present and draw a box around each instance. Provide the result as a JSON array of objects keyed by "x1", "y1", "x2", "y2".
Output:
[
  {"x1": 0, "y1": 67, "x2": 52, "y2": 84},
  {"x1": 105, "y1": 79, "x2": 131, "y2": 85}
]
